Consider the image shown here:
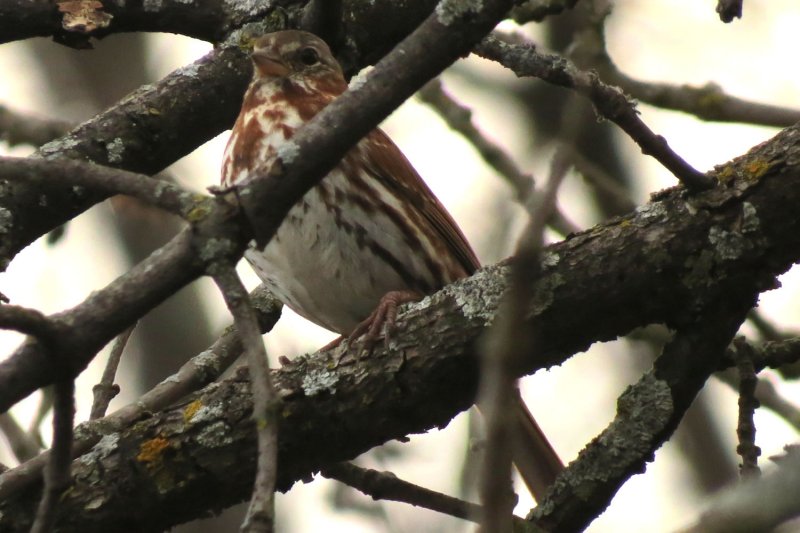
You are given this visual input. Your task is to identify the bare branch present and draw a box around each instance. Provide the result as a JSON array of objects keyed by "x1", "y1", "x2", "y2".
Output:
[
  {"x1": 211, "y1": 267, "x2": 278, "y2": 533},
  {"x1": 532, "y1": 300, "x2": 751, "y2": 531},
  {"x1": 475, "y1": 33, "x2": 714, "y2": 190},
  {"x1": 478, "y1": 156, "x2": 568, "y2": 531},
  {"x1": 0, "y1": 305, "x2": 54, "y2": 340},
  {"x1": 89, "y1": 325, "x2": 136, "y2": 421},
  {"x1": 0, "y1": 229, "x2": 206, "y2": 413},
  {"x1": 30, "y1": 379, "x2": 74, "y2": 533},
  {"x1": 0, "y1": 39, "x2": 254, "y2": 267},
  {"x1": 583, "y1": 29, "x2": 800, "y2": 128},
  {"x1": 0, "y1": 157, "x2": 194, "y2": 218},
  {"x1": 0, "y1": 105, "x2": 71, "y2": 148},
  {"x1": 0, "y1": 286, "x2": 281, "y2": 502},
  {"x1": 417, "y1": 79, "x2": 579, "y2": 236},
  {"x1": 682, "y1": 446, "x2": 800, "y2": 533},
  {"x1": 732, "y1": 339, "x2": 761, "y2": 478},
  {"x1": 0, "y1": 413, "x2": 41, "y2": 462},
  {"x1": 321, "y1": 462, "x2": 544, "y2": 532}
]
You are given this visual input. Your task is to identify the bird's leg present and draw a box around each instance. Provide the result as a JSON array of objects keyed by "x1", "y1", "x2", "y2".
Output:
[{"x1": 349, "y1": 290, "x2": 422, "y2": 355}]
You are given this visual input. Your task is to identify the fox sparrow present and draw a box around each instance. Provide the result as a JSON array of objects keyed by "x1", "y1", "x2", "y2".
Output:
[{"x1": 221, "y1": 30, "x2": 563, "y2": 499}]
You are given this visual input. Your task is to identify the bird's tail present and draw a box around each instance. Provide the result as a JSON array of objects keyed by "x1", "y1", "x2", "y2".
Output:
[{"x1": 511, "y1": 392, "x2": 564, "y2": 502}]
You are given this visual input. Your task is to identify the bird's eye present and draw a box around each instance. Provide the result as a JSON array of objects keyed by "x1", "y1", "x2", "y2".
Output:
[{"x1": 298, "y1": 47, "x2": 320, "y2": 66}]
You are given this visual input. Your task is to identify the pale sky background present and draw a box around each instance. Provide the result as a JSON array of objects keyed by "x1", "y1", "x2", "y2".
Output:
[{"x1": 1, "y1": 1, "x2": 800, "y2": 531}]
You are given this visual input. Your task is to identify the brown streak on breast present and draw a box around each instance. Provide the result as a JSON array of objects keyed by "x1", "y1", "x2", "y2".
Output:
[
  {"x1": 230, "y1": 116, "x2": 265, "y2": 175},
  {"x1": 275, "y1": 74, "x2": 345, "y2": 122}
]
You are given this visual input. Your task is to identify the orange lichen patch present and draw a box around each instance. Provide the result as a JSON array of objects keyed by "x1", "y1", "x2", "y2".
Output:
[
  {"x1": 715, "y1": 164, "x2": 736, "y2": 183},
  {"x1": 183, "y1": 399, "x2": 203, "y2": 423},
  {"x1": 137, "y1": 436, "x2": 170, "y2": 463},
  {"x1": 744, "y1": 159, "x2": 771, "y2": 179},
  {"x1": 57, "y1": 1, "x2": 112, "y2": 33}
]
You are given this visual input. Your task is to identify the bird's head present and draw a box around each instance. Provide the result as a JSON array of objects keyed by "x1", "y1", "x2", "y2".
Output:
[{"x1": 251, "y1": 30, "x2": 344, "y2": 88}]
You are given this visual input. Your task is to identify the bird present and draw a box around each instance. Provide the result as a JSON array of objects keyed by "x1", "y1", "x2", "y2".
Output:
[{"x1": 221, "y1": 29, "x2": 563, "y2": 500}]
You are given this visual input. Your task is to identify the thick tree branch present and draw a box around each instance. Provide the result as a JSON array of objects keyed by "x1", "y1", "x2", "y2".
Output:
[
  {"x1": 0, "y1": 0, "x2": 272, "y2": 45},
  {"x1": 0, "y1": 40, "x2": 253, "y2": 268},
  {"x1": 531, "y1": 298, "x2": 752, "y2": 531},
  {"x1": 2, "y1": 119, "x2": 800, "y2": 530},
  {"x1": 0, "y1": 286, "x2": 281, "y2": 502}
]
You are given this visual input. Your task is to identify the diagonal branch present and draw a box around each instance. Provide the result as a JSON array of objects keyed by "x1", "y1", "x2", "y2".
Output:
[
  {"x1": 240, "y1": 0, "x2": 522, "y2": 248},
  {"x1": 531, "y1": 298, "x2": 752, "y2": 531},
  {"x1": 211, "y1": 266, "x2": 279, "y2": 533},
  {"x1": 0, "y1": 38, "x2": 254, "y2": 267},
  {"x1": 2, "y1": 117, "x2": 800, "y2": 530},
  {"x1": 475, "y1": 33, "x2": 714, "y2": 190}
]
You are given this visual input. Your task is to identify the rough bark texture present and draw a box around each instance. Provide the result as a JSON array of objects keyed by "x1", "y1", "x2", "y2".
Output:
[{"x1": 1, "y1": 120, "x2": 799, "y2": 531}]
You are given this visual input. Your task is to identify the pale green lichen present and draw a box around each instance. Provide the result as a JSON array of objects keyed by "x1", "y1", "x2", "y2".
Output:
[
  {"x1": 143, "y1": 0, "x2": 162, "y2": 12},
  {"x1": 38, "y1": 135, "x2": 80, "y2": 158},
  {"x1": 190, "y1": 403, "x2": 224, "y2": 424},
  {"x1": 635, "y1": 202, "x2": 667, "y2": 223},
  {"x1": 302, "y1": 368, "x2": 339, "y2": 396},
  {"x1": 223, "y1": 0, "x2": 270, "y2": 17},
  {"x1": 541, "y1": 250, "x2": 560, "y2": 268},
  {"x1": 0, "y1": 208, "x2": 13, "y2": 234},
  {"x1": 198, "y1": 238, "x2": 236, "y2": 263},
  {"x1": 106, "y1": 137, "x2": 125, "y2": 164},
  {"x1": 153, "y1": 180, "x2": 170, "y2": 199},
  {"x1": 741, "y1": 202, "x2": 759, "y2": 233},
  {"x1": 442, "y1": 264, "x2": 506, "y2": 326},
  {"x1": 529, "y1": 272, "x2": 566, "y2": 317},
  {"x1": 609, "y1": 372, "x2": 673, "y2": 445},
  {"x1": 224, "y1": 20, "x2": 276, "y2": 50},
  {"x1": 709, "y1": 226, "x2": 747, "y2": 261},
  {"x1": 348, "y1": 67, "x2": 373, "y2": 91},
  {"x1": 276, "y1": 140, "x2": 300, "y2": 164},
  {"x1": 78, "y1": 433, "x2": 120, "y2": 466},
  {"x1": 435, "y1": 0, "x2": 483, "y2": 25},
  {"x1": 196, "y1": 421, "x2": 235, "y2": 448}
]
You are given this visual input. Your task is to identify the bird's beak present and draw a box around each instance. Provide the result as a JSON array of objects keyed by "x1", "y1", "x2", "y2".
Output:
[{"x1": 252, "y1": 49, "x2": 289, "y2": 77}]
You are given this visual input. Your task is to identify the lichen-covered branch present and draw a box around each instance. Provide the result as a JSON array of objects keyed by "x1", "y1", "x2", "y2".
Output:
[{"x1": 2, "y1": 118, "x2": 800, "y2": 530}]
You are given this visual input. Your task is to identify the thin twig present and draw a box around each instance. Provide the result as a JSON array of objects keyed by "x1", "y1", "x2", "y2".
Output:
[
  {"x1": 89, "y1": 325, "x2": 136, "y2": 421},
  {"x1": 29, "y1": 379, "x2": 74, "y2": 533},
  {"x1": 417, "y1": 79, "x2": 580, "y2": 236},
  {"x1": 747, "y1": 309, "x2": 788, "y2": 342},
  {"x1": 563, "y1": 146, "x2": 637, "y2": 213},
  {"x1": 0, "y1": 285, "x2": 281, "y2": 501},
  {"x1": 212, "y1": 267, "x2": 278, "y2": 533},
  {"x1": 582, "y1": 23, "x2": 800, "y2": 129},
  {"x1": 0, "y1": 157, "x2": 193, "y2": 218},
  {"x1": 716, "y1": 369, "x2": 800, "y2": 433},
  {"x1": 0, "y1": 413, "x2": 41, "y2": 462},
  {"x1": 321, "y1": 462, "x2": 544, "y2": 532},
  {"x1": 0, "y1": 105, "x2": 72, "y2": 148},
  {"x1": 475, "y1": 33, "x2": 715, "y2": 190},
  {"x1": 733, "y1": 339, "x2": 760, "y2": 477},
  {"x1": 479, "y1": 155, "x2": 569, "y2": 532},
  {"x1": 682, "y1": 446, "x2": 800, "y2": 533}
]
